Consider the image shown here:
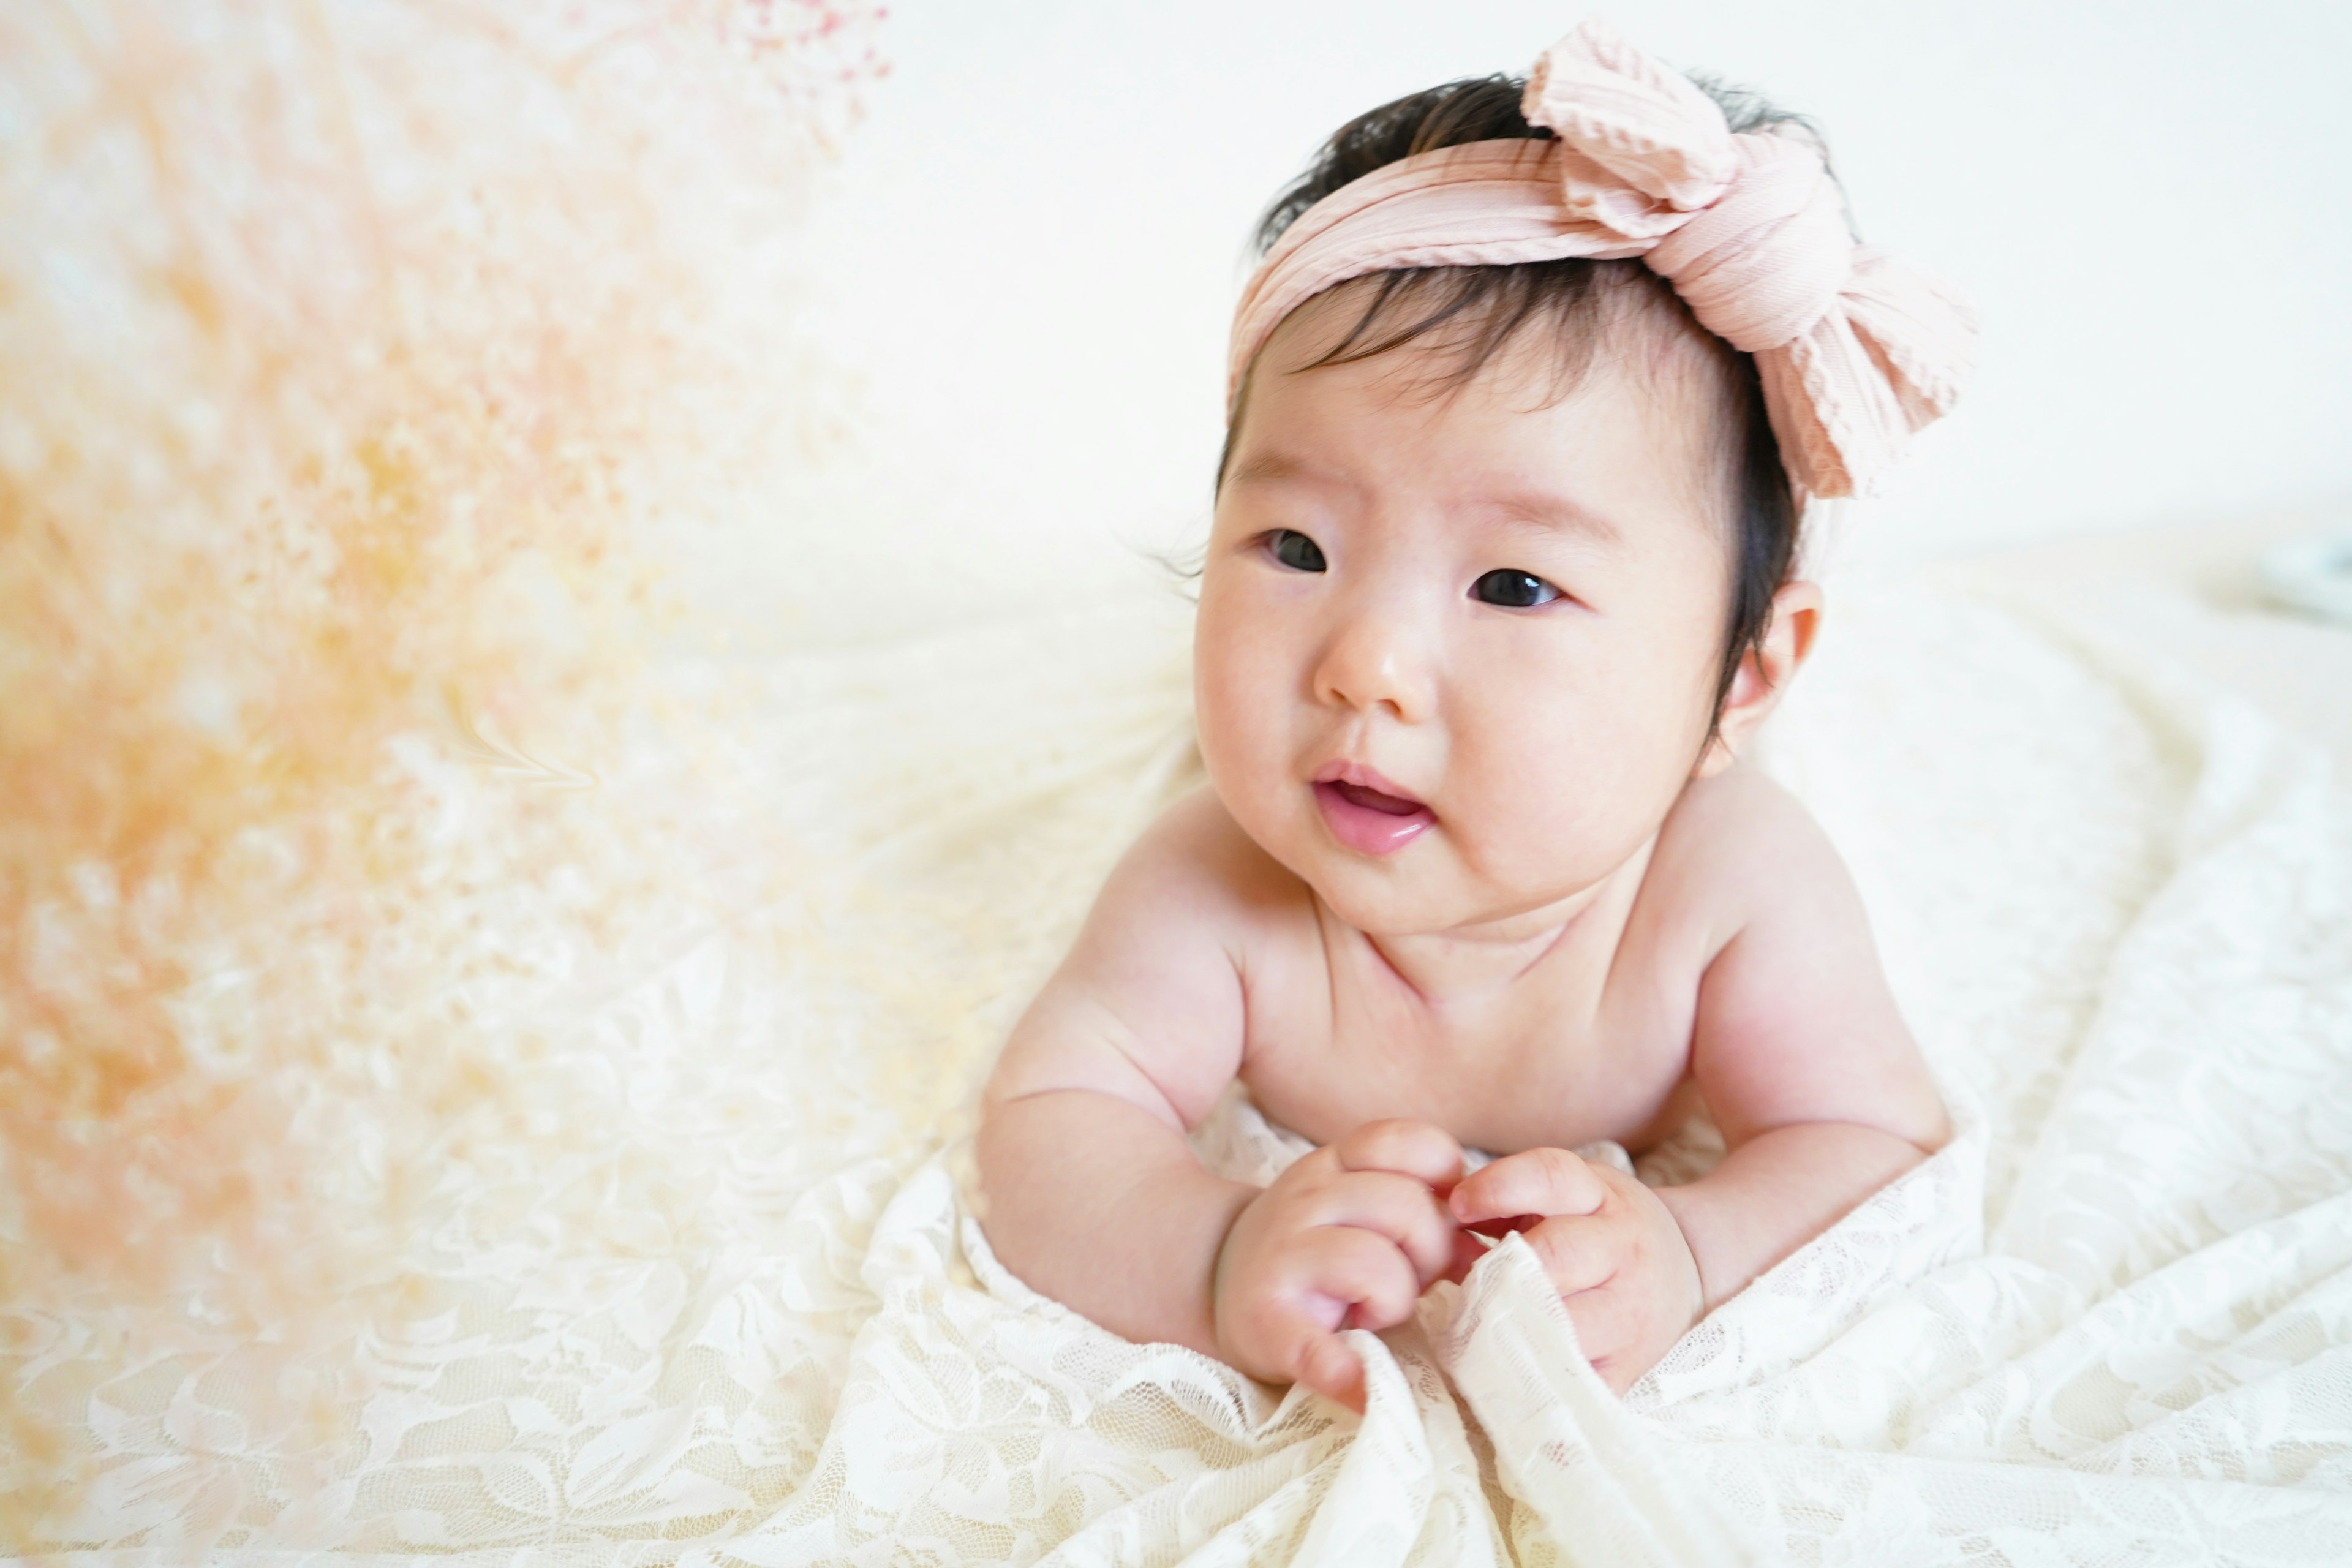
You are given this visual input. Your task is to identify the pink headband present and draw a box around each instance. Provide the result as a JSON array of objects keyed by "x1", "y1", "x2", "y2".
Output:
[{"x1": 1227, "y1": 20, "x2": 1977, "y2": 503}]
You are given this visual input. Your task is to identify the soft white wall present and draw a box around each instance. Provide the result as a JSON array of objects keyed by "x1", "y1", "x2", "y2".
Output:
[{"x1": 783, "y1": 1, "x2": 2352, "y2": 622}]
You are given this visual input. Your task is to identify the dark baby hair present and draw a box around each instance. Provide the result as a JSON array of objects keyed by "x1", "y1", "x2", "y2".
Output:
[{"x1": 1223, "y1": 72, "x2": 1833, "y2": 728}]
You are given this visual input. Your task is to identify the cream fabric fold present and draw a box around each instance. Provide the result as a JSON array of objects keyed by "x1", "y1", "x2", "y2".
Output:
[{"x1": 1227, "y1": 18, "x2": 1978, "y2": 503}]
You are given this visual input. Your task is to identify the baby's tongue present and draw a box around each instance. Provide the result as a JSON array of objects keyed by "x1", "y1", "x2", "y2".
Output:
[{"x1": 1334, "y1": 781, "x2": 1422, "y2": 816}]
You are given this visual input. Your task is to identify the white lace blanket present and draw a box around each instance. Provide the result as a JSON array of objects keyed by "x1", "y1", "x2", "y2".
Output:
[{"x1": 13, "y1": 579, "x2": 2352, "y2": 1564}]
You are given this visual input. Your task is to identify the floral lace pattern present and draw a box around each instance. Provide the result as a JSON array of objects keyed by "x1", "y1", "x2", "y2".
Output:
[{"x1": 10, "y1": 577, "x2": 2352, "y2": 1564}]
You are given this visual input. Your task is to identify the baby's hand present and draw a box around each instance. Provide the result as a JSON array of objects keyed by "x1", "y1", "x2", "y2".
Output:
[
  {"x1": 1212, "y1": 1119, "x2": 1464, "y2": 1413},
  {"x1": 1449, "y1": 1147, "x2": 1702, "y2": 1393}
]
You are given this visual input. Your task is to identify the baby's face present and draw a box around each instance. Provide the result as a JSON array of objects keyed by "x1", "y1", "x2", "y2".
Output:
[{"x1": 1196, "y1": 292, "x2": 1739, "y2": 937}]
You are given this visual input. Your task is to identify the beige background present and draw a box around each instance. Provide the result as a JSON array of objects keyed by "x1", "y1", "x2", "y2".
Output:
[{"x1": 773, "y1": 0, "x2": 2352, "y2": 629}]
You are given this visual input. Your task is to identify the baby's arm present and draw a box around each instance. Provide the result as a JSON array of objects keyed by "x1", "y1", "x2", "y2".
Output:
[
  {"x1": 1656, "y1": 774, "x2": 1949, "y2": 1310},
  {"x1": 977, "y1": 794, "x2": 1259, "y2": 1354},
  {"x1": 1449, "y1": 771, "x2": 1946, "y2": 1389},
  {"x1": 978, "y1": 791, "x2": 1460, "y2": 1405}
]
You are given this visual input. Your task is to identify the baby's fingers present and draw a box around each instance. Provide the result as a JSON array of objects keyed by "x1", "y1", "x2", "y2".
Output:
[
  {"x1": 1295, "y1": 1333, "x2": 1367, "y2": 1414},
  {"x1": 1523, "y1": 1213, "x2": 1623, "y2": 1296},
  {"x1": 1293, "y1": 1223, "x2": 1422, "y2": 1335},
  {"x1": 1332, "y1": 1118, "x2": 1465, "y2": 1191},
  {"x1": 1253, "y1": 1227, "x2": 1413, "y2": 1414},
  {"x1": 1450, "y1": 1146, "x2": 1607, "y2": 1226},
  {"x1": 1317, "y1": 1170, "x2": 1458, "y2": 1285},
  {"x1": 1566, "y1": 1284, "x2": 1667, "y2": 1393}
]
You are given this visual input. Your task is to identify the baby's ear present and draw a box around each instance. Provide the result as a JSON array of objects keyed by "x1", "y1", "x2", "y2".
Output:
[{"x1": 1696, "y1": 579, "x2": 1823, "y2": 778}]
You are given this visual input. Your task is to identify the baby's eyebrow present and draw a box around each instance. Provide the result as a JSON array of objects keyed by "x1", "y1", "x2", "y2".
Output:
[
  {"x1": 1485, "y1": 491, "x2": 1628, "y2": 552},
  {"x1": 1224, "y1": 451, "x2": 1316, "y2": 487},
  {"x1": 1226, "y1": 452, "x2": 1629, "y2": 550}
]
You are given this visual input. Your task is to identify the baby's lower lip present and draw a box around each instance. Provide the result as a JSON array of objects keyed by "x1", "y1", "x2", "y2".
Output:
[{"x1": 1313, "y1": 780, "x2": 1435, "y2": 856}]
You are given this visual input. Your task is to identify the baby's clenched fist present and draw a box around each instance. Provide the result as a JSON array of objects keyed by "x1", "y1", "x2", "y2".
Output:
[
  {"x1": 1212, "y1": 1119, "x2": 1464, "y2": 1412},
  {"x1": 1449, "y1": 1145, "x2": 1703, "y2": 1392}
]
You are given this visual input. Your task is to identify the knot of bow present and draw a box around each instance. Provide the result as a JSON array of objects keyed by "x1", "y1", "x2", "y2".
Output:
[{"x1": 1520, "y1": 20, "x2": 1977, "y2": 499}]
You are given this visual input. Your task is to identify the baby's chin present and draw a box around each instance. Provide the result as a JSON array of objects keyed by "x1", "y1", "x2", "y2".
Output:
[
  {"x1": 1224, "y1": 783, "x2": 1598, "y2": 937},
  {"x1": 1281, "y1": 833, "x2": 1544, "y2": 939}
]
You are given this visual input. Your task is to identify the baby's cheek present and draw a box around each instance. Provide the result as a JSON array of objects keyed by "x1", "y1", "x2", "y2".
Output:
[
  {"x1": 1193, "y1": 640, "x2": 1301, "y2": 850},
  {"x1": 1457, "y1": 664, "x2": 1701, "y2": 861},
  {"x1": 1194, "y1": 662, "x2": 1276, "y2": 785},
  {"x1": 1193, "y1": 612, "x2": 1269, "y2": 766},
  {"x1": 1458, "y1": 745, "x2": 1653, "y2": 891}
]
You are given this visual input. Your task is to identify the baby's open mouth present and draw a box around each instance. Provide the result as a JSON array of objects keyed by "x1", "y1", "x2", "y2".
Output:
[
  {"x1": 1311, "y1": 767, "x2": 1435, "y2": 857},
  {"x1": 1327, "y1": 780, "x2": 1422, "y2": 816}
]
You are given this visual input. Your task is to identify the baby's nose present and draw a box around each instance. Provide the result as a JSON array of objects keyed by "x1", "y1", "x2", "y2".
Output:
[{"x1": 1311, "y1": 609, "x2": 1434, "y2": 723}]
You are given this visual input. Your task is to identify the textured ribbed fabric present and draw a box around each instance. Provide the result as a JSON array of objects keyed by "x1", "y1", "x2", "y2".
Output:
[{"x1": 1228, "y1": 19, "x2": 1978, "y2": 503}]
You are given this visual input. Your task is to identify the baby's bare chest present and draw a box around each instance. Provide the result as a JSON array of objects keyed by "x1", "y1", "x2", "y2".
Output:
[{"x1": 1234, "y1": 935, "x2": 1705, "y2": 1156}]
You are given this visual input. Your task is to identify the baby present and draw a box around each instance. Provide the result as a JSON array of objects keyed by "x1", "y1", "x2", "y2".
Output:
[{"x1": 977, "y1": 21, "x2": 1973, "y2": 1409}]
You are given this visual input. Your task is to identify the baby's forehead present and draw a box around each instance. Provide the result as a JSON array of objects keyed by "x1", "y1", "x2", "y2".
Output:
[
  {"x1": 1267, "y1": 268, "x2": 1732, "y2": 405},
  {"x1": 1235, "y1": 274, "x2": 1746, "y2": 530}
]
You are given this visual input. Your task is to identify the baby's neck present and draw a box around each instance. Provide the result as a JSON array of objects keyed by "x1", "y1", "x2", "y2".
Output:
[{"x1": 1338, "y1": 837, "x2": 1658, "y2": 1011}]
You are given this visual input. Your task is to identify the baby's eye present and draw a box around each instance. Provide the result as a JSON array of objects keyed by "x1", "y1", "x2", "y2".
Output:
[
  {"x1": 1266, "y1": 529, "x2": 1327, "y2": 573},
  {"x1": 1471, "y1": 568, "x2": 1560, "y2": 608}
]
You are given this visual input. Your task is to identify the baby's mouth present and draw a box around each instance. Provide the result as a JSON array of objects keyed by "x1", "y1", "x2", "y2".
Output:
[
  {"x1": 1311, "y1": 767, "x2": 1436, "y2": 857},
  {"x1": 1327, "y1": 780, "x2": 1422, "y2": 816}
]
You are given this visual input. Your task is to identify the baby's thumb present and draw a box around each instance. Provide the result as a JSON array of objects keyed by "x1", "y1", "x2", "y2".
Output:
[{"x1": 1297, "y1": 1333, "x2": 1366, "y2": 1414}]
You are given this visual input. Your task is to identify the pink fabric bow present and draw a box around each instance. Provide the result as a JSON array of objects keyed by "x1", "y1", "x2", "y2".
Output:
[{"x1": 1227, "y1": 19, "x2": 1977, "y2": 504}]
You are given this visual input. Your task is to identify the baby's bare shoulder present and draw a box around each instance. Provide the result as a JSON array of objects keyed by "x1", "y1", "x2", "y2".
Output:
[
  {"x1": 1658, "y1": 765, "x2": 1947, "y2": 1150},
  {"x1": 1649, "y1": 764, "x2": 1844, "y2": 944},
  {"x1": 1110, "y1": 785, "x2": 1311, "y2": 935},
  {"x1": 987, "y1": 786, "x2": 1306, "y2": 1129}
]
